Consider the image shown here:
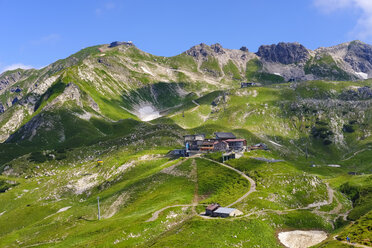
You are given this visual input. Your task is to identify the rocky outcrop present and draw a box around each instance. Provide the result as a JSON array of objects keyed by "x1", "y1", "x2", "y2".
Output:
[
  {"x1": 185, "y1": 43, "x2": 210, "y2": 59},
  {"x1": 5, "y1": 111, "x2": 63, "y2": 143},
  {"x1": 210, "y1": 43, "x2": 225, "y2": 55},
  {"x1": 109, "y1": 41, "x2": 134, "y2": 48},
  {"x1": 256, "y1": 42, "x2": 310, "y2": 64},
  {"x1": 339, "y1": 86, "x2": 372, "y2": 100},
  {"x1": 0, "y1": 70, "x2": 25, "y2": 93},
  {"x1": 344, "y1": 41, "x2": 372, "y2": 73},
  {"x1": 44, "y1": 83, "x2": 82, "y2": 110}
]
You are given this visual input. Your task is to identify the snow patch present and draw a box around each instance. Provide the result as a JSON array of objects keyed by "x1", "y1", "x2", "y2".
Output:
[
  {"x1": 328, "y1": 164, "x2": 341, "y2": 168},
  {"x1": 138, "y1": 105, "x2": 161, "y2": 121},
  {"x1": 274, "y1": 72, "x2": 282, "y2": 76},
  {"x1": 278, "y1": 230, "x2": 327, "y2": 248},
  {"x1": 0, "y1": 211, "x2": 6, "y2": 216},
  {"x1": 355, "y1": 71, "x2": 368, "y2": 80},
  {"x1": 57, "y1": 206, "x2": 71, "y2": 213},
  {"x1": 269, "y1": 140, "x2": 282, "y2": 147},
  {"x1": 141, "y1": 66, "x2": 154, "y2": 76},
  {"x1": 75, "y1": 111, "x2": 92, "y2": 120}
]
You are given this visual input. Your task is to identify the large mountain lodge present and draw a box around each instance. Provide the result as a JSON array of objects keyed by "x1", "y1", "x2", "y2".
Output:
[{"x1": 170, "y1": 132, "x2": 268, "y2": 158}]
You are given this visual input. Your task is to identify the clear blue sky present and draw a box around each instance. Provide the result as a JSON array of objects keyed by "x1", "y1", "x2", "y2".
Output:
[{"x1": 0, "y1": 0, "x2": 366, "y2": 72}]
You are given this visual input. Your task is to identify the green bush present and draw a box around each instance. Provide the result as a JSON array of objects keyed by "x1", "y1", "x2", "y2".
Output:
[
  {"x1": 0, "y1": 180, "x2": 13, "y2": 193},
  {"x1": 343, "y1": 124, "x2": 355, "y2": 133},
  {"x1": 55, "y1": 153, "x2": 67, "y2": 161},
  {"x1": 28, "y1": 151, "x2": 47, "y2": 163},
  {"x1": 334, "y1": 216, "x2": 349, "y2": 229},
  {"x1": 340, "y1": 182, "x2": 360, "y2": 203},
  {"x1": 339, "y1": 182, "x2": 372, "y2": 220}
]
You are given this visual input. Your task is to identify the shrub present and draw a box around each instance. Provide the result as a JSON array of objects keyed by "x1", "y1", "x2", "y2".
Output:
[
  {"x1": 0, "y1": 180, "x2": 13, "y2": 193},
  {"x1": 323, "y1": 139, "x2": 332, "y2": 145},
  {"x1": 343, "y1": 124, "x2": 355, "y2": 133},
  {"x1": 28, "y1": 151, "x2": 47, "y2": 163},
  {"x1": 339, "y1": 182, "x2": 360, "y2": 203}
]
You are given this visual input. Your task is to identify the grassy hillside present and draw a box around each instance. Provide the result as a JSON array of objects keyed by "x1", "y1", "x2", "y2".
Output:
[{"x1": 0, "y1": 43, "x2": 371, "y2": 247}]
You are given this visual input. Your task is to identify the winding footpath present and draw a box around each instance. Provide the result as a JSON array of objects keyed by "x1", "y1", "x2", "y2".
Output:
[
  {"x1": 145, "y1": 204, "x2": 193, "y2": 222},
  {"x1": 201, "y1": 157, "x2": 256, "y2": 207},
  {"x1": 145, "y1": 157, "x2": 345, "y2": 224},
  {"x1": 145, "y1": 157, "x2": 257, "y2": 222},
  {"x1": 333, "y1": 235, "x2": 372, "y2": 248},
  {"x1": 241, "y1": 183, "x2": 337, "y2": 218}
]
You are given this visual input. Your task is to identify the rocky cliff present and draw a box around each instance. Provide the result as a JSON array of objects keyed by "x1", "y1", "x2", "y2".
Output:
[{"x1": 256, "y1": 42, "x2": 310, "y2": 64}]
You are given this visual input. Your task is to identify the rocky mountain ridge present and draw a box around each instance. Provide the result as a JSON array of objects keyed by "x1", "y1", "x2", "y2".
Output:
[{"x1": 0, "y1": 40, "x2": 372, "y2": 144}]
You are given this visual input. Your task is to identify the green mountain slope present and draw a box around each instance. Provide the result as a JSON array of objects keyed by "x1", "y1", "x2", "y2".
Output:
[{"x1": 0, "y1": 41, "x2": 371, "y2": 247}]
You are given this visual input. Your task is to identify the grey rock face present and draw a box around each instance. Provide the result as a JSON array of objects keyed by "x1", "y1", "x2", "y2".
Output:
[
  {"x1": 185, "y1": 43, "x2": 229, "y2": 59},
  {"x1": 97, "y1": 58, "x2": 111, "y2": 67},
  {"x1": 185, "y1": 43, "x2": 210, "y2": 58},
  {"x1": 344, "y1": 41, "x2": 372, "y2": 73},
  {"x1": 11, "y1": 97, "x2": 18, "y2": 105},
  {"x1": 108, "y1": 41, "x2": 134, "y2": 48},
  {"x1": 5, "y1": 112, "x2": 61, "y2": 143},
  {"x1": 210, "y1": 43, "x2": 225, "y2": 54},
  {"x1": 339, "y1": 86, "x2": 372, "y2": 100},
  {"x1": 0, "y1": 71, "x2": 22, "y2": 92},
  {"x1": 10, "y1": 87, "x2": 21, "y2": 93},
  {"x1": 0, "y1": 103, "x2": 4, "y2": 113},
  {"x1": 256, "y1": 42, "x2": 310, "y2": 64}
]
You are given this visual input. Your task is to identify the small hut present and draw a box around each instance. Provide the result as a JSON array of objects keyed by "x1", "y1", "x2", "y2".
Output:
[
  {"x1": 205, "y1": 203, "x2": 220, "y2": 216},
  {"x1": 212, "y1": 207, "x2": 243, "y2": 217}
]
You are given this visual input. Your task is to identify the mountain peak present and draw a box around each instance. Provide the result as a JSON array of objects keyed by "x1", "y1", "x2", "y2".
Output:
[
  {"x1": 184, "y1": 43, "x2": 213, "y2": 58},
  {"x1": 210, "y1": 43, "x2": 225, "y2": 54},
  {"x1": 256, "y1": 42, "x2": 310, "y2": 64},
  {"x1": 108, "y1": 41, "x2": 135, "y2": 48}
]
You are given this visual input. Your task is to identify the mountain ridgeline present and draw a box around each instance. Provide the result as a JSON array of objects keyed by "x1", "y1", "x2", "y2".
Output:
[
  {"x1": 0, "y1": 41, "x2": 371, "y2": 247},
  {"x1": 1, "y1": 40, "x2": 372, "y2": 145}
]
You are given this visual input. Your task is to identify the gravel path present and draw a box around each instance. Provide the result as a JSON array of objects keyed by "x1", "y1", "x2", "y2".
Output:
[
  {"x1": 145, "y1": 157, "x2": 342, "y2": 224},
  {"x1": 145, "y1": 204, "x2": 193, "y2": 222},
  {"x1": 201, "y1": 157, "x2": 256, "y2": 207},
  {"x1": 146, "y1": 157, "x2": 257, "y2": 222},
  {"x1": 334, "y1": 235, "x2": 372, "y2": 248},
  {"x1": 301, "y1": 183, "x2": 334, "y2": 210},
  {"x1": 146, "y1": 158, "x2": 195, "y2": 222}
]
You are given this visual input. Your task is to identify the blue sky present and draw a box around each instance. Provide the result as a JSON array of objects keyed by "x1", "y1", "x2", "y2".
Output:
[{"x1": 0, "y1": 0, "x2": 370, "y2": 72}]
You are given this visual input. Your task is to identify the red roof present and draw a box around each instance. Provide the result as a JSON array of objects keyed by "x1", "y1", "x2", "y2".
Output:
[{"x1": 225, "y1": 139, "x2": 246, "y2": 142}]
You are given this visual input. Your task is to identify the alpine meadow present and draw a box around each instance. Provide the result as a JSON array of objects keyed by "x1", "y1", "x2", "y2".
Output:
[{"x1": 0, "y1": 40, "x2": 371, "y2": 248}]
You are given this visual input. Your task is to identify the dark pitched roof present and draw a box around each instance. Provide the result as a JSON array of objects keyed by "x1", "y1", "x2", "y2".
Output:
[
  {"x1": 215, "y1": 132, "x2": 236, "y2": 139},
  {"x1": 206, "y1": 203, "x2": 220, "y2": 211}
]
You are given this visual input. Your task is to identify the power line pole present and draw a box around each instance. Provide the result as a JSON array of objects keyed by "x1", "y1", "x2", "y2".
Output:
[{"x1": 97, "y1": 196, "x2": 101, "y2": 220}]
